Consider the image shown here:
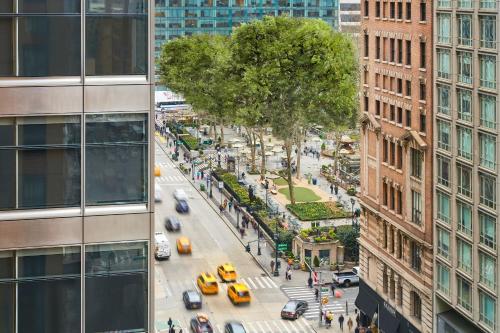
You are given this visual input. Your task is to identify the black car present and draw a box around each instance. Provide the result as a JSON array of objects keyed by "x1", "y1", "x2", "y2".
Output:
[
  {"x1": 281, "y1": 300, "x2": 308, "y2": 320},
  {"x1": 165, "y1": 216, "x2": 181, "y2": 231},
  {"x1": 176, "y1": 199, "x2": 189, "y2": 213},
  {"x1": 224, "y1": 321, "x2": 246, "y2": 333},
  {"x1": 190, "y1": 313, "x2": 213, "y2": 333},
  {"x1": 183, "y1": 290, "x2": 202, "y2": 309}
]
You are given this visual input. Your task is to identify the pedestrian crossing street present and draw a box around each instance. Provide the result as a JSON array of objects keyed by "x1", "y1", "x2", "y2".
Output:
[
  {"x1": 162, "y1": 275, "x2": 279, "y2": 298},
  {"x1": 282, "y1": 286, "x2": 355, "y2": 320}
]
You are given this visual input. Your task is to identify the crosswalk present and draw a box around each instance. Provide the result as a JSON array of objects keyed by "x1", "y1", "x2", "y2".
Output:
[
  {"x1": 162, "y1": 317, "x2": 315, "y2": 333},
  {"x1": 162, "y1": 276, "x2": 279, "y2": 298},
  {"x1": 156, "y1": 175, "x2": 186, "y2": 184},
  {"x1": 282, "y1": 286, "x2": 355, "y2": 320},
  {"x1": 157, "y1": 161, "x2": 177, "y2": 169}
]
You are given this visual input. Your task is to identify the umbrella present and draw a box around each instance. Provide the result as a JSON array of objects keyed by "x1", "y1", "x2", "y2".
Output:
[
  {"x1": 232, "y1": 143, "x2": 245, "y2": 149},
  {"x1": 229, "y1": 137, "x2": 243, "y2": 143},
  {"x1": 265, "y1": 142, "x2": 275, "y2": 148},
  {"x1": 341, "y1": 135, "x2": 354, "y2": 143},
  {"x1": 265, "y1": 151, "x2": 273, "y2": 156},
  {"x1": 311, "y1": 136, "x2": 322, "y2": 143},
  {"x1": 339, "y1": 148, "x2": 351, "y2": 155},
  {"x1": 200, "y1": 124, "x2": 210, "y2": 129},
  {"x1": 272, "y1": 146, "x2": 283, "y2": 153}
]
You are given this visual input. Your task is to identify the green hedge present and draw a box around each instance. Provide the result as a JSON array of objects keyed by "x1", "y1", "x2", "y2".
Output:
[
  {"x1": 181, "y1": 135, "x2": 199, "y2": 150},
  {"x1": 286, "y1": 202, "x2": 349, "y2": 221},
  {"x1": 220, "y1": 173, "x2": 251, "y2": 205}
]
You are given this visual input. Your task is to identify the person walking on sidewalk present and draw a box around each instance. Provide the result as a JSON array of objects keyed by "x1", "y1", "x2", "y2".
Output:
[
  {"x1": 315, "y1": 288, "x2": 319, "y2": 301},
  {"x1": 338, "y1": 314, "x2": 345, "y2": 331},
  {"x1": 331, "y1": 283, "x2": 336, "y2": 296},
  {"x1": 228, "y1": 200, "x2": 233, "y2": 212},
  {"x1": 330, "y1": 183, "x2": 334, "y2": 194},
  {"x1": 270, "y1": 260, "x2": 275, "y2": 273},
  {"x1": 287, "y1": 269, "x2": 292, "y2": 280},
  {"x1": 347, "y1": 317, "x2": 353, "y2": 332}
]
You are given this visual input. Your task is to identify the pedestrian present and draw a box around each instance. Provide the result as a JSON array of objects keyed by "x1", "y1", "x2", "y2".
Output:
[
  {"x1": 270, "y1": 260, "x2": 275, "y2": 273},
  {"x1": 287, "y1": 269, "x2": 292, "y2": 280},
  {"x1": 354, "y1": 326, "x2": 359, "y2": 333},
  {"x1": 326, "y1": 311, "x2": 333, "y2": 328},
  {"x1": 347, "y1": 317, "x2": 353, "y2": 332},
  {"x1": 330, "y1": 183, "x2": 334, "y2": 194},
  {"x1": 308, "y1": 276, "x2": 313, "y2": 288},
  {"x1": 317, "y1": 152, "x2": 320, "y2": 160},
  {"x1": 219, "y1": 204, "x2": 224, "y2": 214},
  {"x1": 168, "y1": 318, "x2": 173, "y2": 329},
  {"x1": 355, "y1": 311, "x2": 360, "y2": 327},
  {"x1": 334, "y1": 184, "x2": 339, "y2": 196},
  {"x1": 315, "y1": 288, "x2": 319, "y2": 301},
  {"x1": 331, "y1": 283, "x2": 336, "y2": 295},
  {"x1": 240, "y1": 227, "x2": 245, "y2": 238},
  {"x1": 228, "y1": 201, "x2": 233, "y2": 212},
  {"x1": 339, "y1": 314, "x2": 345, "y2": 331},
  {"x1": 201, "y1": 170, "x2": 204, "y2": 179}
]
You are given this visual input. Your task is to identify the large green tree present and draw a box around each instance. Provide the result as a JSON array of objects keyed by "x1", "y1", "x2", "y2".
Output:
[
  {"x1": 231, "y1": 16, "x2": 358, "y2": 204},
  {"x1": 158, "y1": 34, "x2": 235, "y2": 144}
]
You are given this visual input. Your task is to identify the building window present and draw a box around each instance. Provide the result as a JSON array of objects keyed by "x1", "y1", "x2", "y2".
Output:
[
  {"x1": 397, "y1": 144, "x2": 403, "y2": 168},
  {"x1": 397, "y1": 78, "x2": 403, "y2": 94},
  {"x1": 383, "y1": 183, "x2": 388, "y2": 206},
  {"x1": 0, "y1": 116, "x2": 81, "y2": 211},
  {"x1": 375, "y1": 36, "x2": 381, "y2": 59},
  {"x1": 404, "y1": 0, "x2": 411, "y2": 20},
  {"x1": 457, "y1": 238, "x2": 472, "y2": 274},
  {"x1": 437, "y1": 120, "x2": 450, "y2": 151},
  {"x1": 364, "y1": 95, "x2": 369, "y2": 112},
  {"x1": 390, "y1": 38, "x2": 395, "y2": 62},
  {"x1": 457, "y1": 276, "x2": 472, "y2": 311},
  {"x1": 480, "y1": 15, "x2": 496, "y2": 49},
  {"x1": 397, "y1": 189, "x2": 402, "y2": 214},
  {"x1": 375, "y1": 100, "x2": 381, "y2": 116},
  {"x1": 405, "y1": 40, "x2": 411, "y2": 65},
  {"x1": 410, "y1": 291, "x2": 422, "y2": 320},
  {"x1": 479, "y1": 252, "x2": 497, "y2": 290},
  {"x1": 364, "y1": 0, "x2": 369, "y2": 16},
  {"x1": 375, "y1": 1, "x2": 381, "y2": 18},
  {"x1": 419, "y1": 1, "x2": 425, "y2": 21},
  {"x1": 390, "y1": 1, "x2": 395, "y2": 19},
  {"x1": 410, "y1": 148, "x2": 422, "y2": 179},
  {"x1": 457, "y1": 126, "x2": 472, "y2": 160},
  {"x1": 458, "y1": 0, "x2": 473, "y2": 8},
  {"x1": 85, "y1": 113, "x2": 148, "y2": 206},
  {"x1": 410, "y1": 241, "x2": 422, "y2": 272},
  {"x1": 397, "y1": 1, "x2": 402, "y2": 19},
  {"x1": 437, "y1": 191, "x2": 450, "y2": 224},
  {"x1": 480, "y1": 94, "x2": 497, "y2": 129},
  {"x1": 364, "y1": 33, "x2": 369, "y2": 57},
  {"x1": 411, "y1": 190, "x2": 422, "y2": 225},
  {"x1": 86, "y1": 0, "x2": 148, "y2": 75},
  {"x1": 457, "y1": 164, "x2": 472, "y2": 198},
  {"x1": 436, "y1": 262, "x2": 450, "y2": 295},
  {"x1": 479, "y1": 291, "x2": 496, "y2": 330},
  {"x1": 479, "y1": 132, "x2": 496, "y2": 170},
  {"x1": 457, "y1": 14, "x2": 472, "y2": 46},
  {"x1": 85, "y1": 242, "x2": 148, "y2": 333},
  {"x1": 437, "y1": 48, "x2": 451, "y2": 79},
  {"x1": 406, "y1": 80, "x2": 412, "y2": 97},
  {"x1": 437, "y1": 155, "x2": 450, "y2": 187},
  {"x1": 457, "y1": 201, "x2": 473, "y2": 236},
  {"x1": 457, "y1": 89, "x2": 472, "y2": 122},
  {"x1": 480, "y1": 55, "x2": 497, "y2": 89},
  {"x1": 479, "y1": 173, "x2": 496, "y2": 209},
  {"x1": 420, "y1": 114, "x2": 426, "y2": 133},
  {"x1": 397, "y1": 39, "x2": 403, "y2": 64},
  {"x1": 480, "y1": 212, "x2": 496, "y2": 250},
  {"x1": 437, "y1": 84, "x2": 450, "y2": 115},
  {"x1": 0, "y1": 1, "x2": 81, "y2": 77},
  {"x1": 419, "y1": 42, "x2": 426, "y2": 68},
  {"x1": 0, "y1": 246, "x2": 82, "y2": 333},
  {"x1": 406, "y1": 109, "x2": 412, "y2": 127},
  {"x1": 437, "y1": 13, "x2": 451, "y2": 44},
  {"x1": 457, "y1": 51, "x2": 473, "y2": 85},
  {"x1": 437, "y1": 227, "x2": 450, "y2": 259},
  {"x1": 480, "y1": 0, "x2": 497, "y2": 9}
]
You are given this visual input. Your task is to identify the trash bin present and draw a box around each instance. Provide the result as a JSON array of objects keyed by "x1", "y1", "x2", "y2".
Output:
[{"x1": 312, "y1": 178, "x2": 317, "y2": 185}]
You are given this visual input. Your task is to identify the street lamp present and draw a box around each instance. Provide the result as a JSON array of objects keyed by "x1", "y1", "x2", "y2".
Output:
[
  {"x1": 209, "y1": 157, "x2": 213, "y2": 198},
  {"x1": 236, "y1": 205, "x2": 240, "y2": 228},
  {"x1": 273, "y1": 214, "x2": 279, "y2": 277},
  {"x1": 350, "y1": 198, "x2": 355, "y2": 226},
  {"x1": 257, "y1": 222, "x2": 262, "y2": 255},
  {"x1": 264, "y1": 178, "x2": 269, "y2": 212},
  {"x1": 191, "y1": 160, "x2": 195, "y2": 180}
]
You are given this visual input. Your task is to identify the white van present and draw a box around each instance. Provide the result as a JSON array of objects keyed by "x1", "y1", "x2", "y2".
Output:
[{"x1": 154, "y1": 232, "x2": 171, "y2": 260}]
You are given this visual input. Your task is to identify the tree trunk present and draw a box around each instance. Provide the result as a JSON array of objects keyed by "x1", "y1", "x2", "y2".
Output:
[
  {"x1": 245, "y1": 127, "x2": 257, "y2": 172},
  {"x1": 212, "y1": 123, "x2": 218, "y2": 143},
  {"x1": 285, "y1": 139, "x2": 295, "y2": 205},
  {"x1": 333, "y1": 131, "x2": 342, "y2": 175},
  {"x1": 295, "y1": 136, "x2": 302, "y2": 180},
  {"x1": 219, "y1": 121, "x2": 225, "y2": 146},
  {"x1": 259, "y1": 127, "x2": 266, "y2": 180}
]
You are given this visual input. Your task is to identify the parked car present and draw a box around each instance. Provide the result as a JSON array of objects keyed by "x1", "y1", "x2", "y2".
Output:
[
  {"x1": 190, "y1": 313, "x2": 213, "y2": 333},
  {"x1": 176, "y1": 199, "x2": 189, "y2": 213},
  {"x1": 165, "y1": 216, "x2": 181, "y2": 231},
  {"x1": 183, "y1": 290, "x2": 202, "y2": 309},
  {"x1": 154, "y1": 232, "x2": 171, "y2": 260},
  {"x1": 223, "y1": 321, "x2": 246, "y2": 333},
  {"x1": 281, "y1": 300, "x2": 308, "y2": 320},
  {"x1": 333, "y1": 266, "x2": 359, "y2": 287}
]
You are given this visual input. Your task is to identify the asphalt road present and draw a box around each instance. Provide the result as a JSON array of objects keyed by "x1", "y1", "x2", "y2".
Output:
[{"x1": 154, "y1": 143, "x2": 317, "y2": 333}]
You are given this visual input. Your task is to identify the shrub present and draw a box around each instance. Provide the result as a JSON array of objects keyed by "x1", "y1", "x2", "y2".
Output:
[
  {"x1": 286, "y1": 202, "x2": 349, "y2": 221},
  {"x1": 313, "y1": 255, "x2": 320, "y2": 267},
  {"x1": 347, "y1": 187, "x2": 357, "y2": 196}
]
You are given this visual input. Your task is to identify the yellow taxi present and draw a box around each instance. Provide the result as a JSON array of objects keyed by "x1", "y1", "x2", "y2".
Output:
[
  {"x1": 176, "y1": 237, "x2": 192, "y2": 254},
  {"x1": 154, "y1": 165, "x2": 161, "y2": 177},
  {"x1": 227, "y1": 283, "x2": 251, "y2": 305},
  {"x1": 196, "y1": 272, "x2": 219, "y2": 295},
  {"x1": 217, "y1": 263, "x2": 237, "y2": 282}
]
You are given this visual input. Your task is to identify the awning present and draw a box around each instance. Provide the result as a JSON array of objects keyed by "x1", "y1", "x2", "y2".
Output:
[
  {"x1": 355, "y1": 280, "x2": 378, "y2": 318},
  {"x1": 379, "y1": 302, "x2": 401, "y2": 333}
]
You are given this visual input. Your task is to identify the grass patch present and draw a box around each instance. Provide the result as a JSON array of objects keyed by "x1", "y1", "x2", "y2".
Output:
[
  {"x1": 278, "y1": 187, "x2": 321, "y2": 202},
  {"x1": 273, "y1": 177, "x2": 291, "y2": 186},
  {"x1": 286, "y1": 202, "x2": 350, "y2": 221}
]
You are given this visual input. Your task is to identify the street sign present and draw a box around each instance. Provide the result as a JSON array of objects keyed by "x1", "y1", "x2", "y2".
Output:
[
  {"x1": 277, "y1": 243, "x2": 288, "y2": 251},
  {"x1": 321, "y1": 287, "x2": 329, "y2": 293},
  {"x1": 321, "y1": 297, "x2": 329, "y2": 305}
]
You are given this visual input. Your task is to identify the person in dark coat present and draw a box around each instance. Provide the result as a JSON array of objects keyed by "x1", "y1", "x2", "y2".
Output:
[{"x1": 338, "y1": 314, "x2": 345, "y2": 330}]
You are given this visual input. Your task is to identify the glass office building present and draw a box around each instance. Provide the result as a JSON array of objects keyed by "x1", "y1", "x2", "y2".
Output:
[
  {"x1": 154, "y1": 0, "x2": 339, "y2": 57},
  {"x1": 0, "y1": 1, "x2": 155, "y2": 332}
]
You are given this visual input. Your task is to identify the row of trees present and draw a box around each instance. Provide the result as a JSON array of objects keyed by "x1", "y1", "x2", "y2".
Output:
[{"x1": 158, "y1": 16, "x2": 358, "y2": 204}]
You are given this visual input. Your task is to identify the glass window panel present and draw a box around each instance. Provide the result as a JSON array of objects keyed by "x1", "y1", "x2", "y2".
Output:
[
  {"x1": 480, "y1": 94, "x2": 497, "y2": 129},
  {"x1": 457, "y1": 276, "x2": 472, "y2": 311},
  {"x1": 457, "y1": 201, "x2": 472, "y2": 236},
  {"x1": 457, "y1": 126, "x2": 472, "y2": 160},
  {"x1": 18, "y1": 278, "x2": 81, "y2": 333},
  {"x1": 437, "y1": 85, "x2": 450, "y2": 115},
  {"x1": 479, "y1": 291, "x2": 496, "y2": 330},
  {"x1": 437, "y1": 48, "x2": 450, "y2": 79},
  {"x1": 0, "y1": 18, "x2": 14, "y2": 76},
  {"x1": 0, "y1": 150, "x2": 15, "y2": 210},
  {"x1": 457, "y1": 89, "x2": 472, "y2": 122},
  {"x1": 85, "y1": 242, "x2": 147, "y2": 274},
  {"x1": 457, "y1": 164, "x2": 472, "y2": 197},
  {"x1": 436, "y1": 262, "x2": 450, "y2": 295},
  {"x1": 86, "y1": 16, "x2": 147, "y2": 75},
  {"x1": 18, "y1": 116, "x2": 81, "y2": 146},
  {"x1": 457, "y1": 14, "x2": 472, "y2": 46},
  {"x1": 85, "y1": 113, "x2": 148, "y2": 205},
  {"x1": 18, "y1": 0, "x2": 81, "y2": 13},
  {"x1": 18, "y1": 247, "x2": 81, "y2": 278},
  {"x1": 87, "y1": 0, "x2": 147, "y2": 13},
  {"x1": 437, "y1": 227, "x2": 450, "y2": 258},
  {"x1": 437, "y1": 191, "x2": 450, "y2": 223},
  {"x1": 480, "y1": 16, "x2": 496, "y2": 49},
  {"x1": 0, "y1": 252, "x2": 14, "y2": 279},
  {"x1": 480, "y1": 173, "x2": 496, "y2": 209},
  {"x1": 479, "y1": 252, "x2": 496, "y2": 290},
  {"x1": 480, "y1": 212, "x2": 496, "y2": 250},
  {"x1": 437, "y1": 120, "x2": 450, "y2": 150},
  {"x1": 480, "y1": 55, "x2": 497, "y2": 89},
  {"x1": 0, "y1": 282, "x2": 15, "y2": 333},
  {"x1": 437, "y1": 13, "x2": 451, "y2": 44},
  {"x1": 18, "y1": 16, "x2": 81, "y2": 77},
  {"x1": 0, "y1": 1, "x2": 14, "y2": 13},
  {"x1": 457, "y1": 51, "x2": 473, "y2": 85},
  {"x1": 479, "y1": 133, "x2": 496, "y2": 170},
  {"x1": 457, "y1": 238, "x2": 472, "y2": 274}
]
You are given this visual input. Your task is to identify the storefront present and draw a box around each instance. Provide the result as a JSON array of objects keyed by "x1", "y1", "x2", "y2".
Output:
[{"x1": 355, "y1": 279, "x2": 420, "y2": 333}]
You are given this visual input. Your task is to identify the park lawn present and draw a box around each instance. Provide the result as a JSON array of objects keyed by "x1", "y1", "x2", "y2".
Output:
[
  {"x1": 273, "y1": 177, "x2": 293, "y2": 186},
  {"x1": 287, "y1": 202, "x2": 350, "y2": 221},
  {"x1": 278, "y1": 187, "x2": 321, "y2": 202}
]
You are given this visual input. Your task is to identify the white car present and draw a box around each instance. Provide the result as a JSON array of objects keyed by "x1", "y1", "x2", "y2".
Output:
[
  {"x1": 173, "y1": 189, "x2": 188, "y2": 201},
  {"x1": 155, "y1": 184, "x2": 163, "y2": 203},
  {"x1": 154, "y1": 232, "x2": 171, "y2": 260}
]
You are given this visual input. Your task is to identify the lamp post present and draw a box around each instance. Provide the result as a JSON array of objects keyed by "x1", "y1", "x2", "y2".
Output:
[
  {"x1": 350, "y1": 198, "x2": 355, "y2": 226},
  {"x1": 265, "y1": 178, "x2": 269, "y2": 212},
  {"x1": 273, "y1": 214, "x2": 279, "y2": 276},
  {"x1": 209, "y1": 157, "x2": 213, "y2": 198},
  {"x1": 191, "y1": 160, "x2": 195, "y2": 180},
  {"x1": 236, "y1": 205, "x2": 240, "y2": 228},
  {"x1": 257, "y1": 223, "x2": 262, "y2": 255}
]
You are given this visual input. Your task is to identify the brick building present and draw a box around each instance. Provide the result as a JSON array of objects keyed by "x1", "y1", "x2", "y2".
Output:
[{"x1": 356, "y1": 0, "x2": 433, "y2": 332}]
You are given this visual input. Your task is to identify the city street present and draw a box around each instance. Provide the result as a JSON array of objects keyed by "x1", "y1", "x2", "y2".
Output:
[{"x1": 153, "y1": 143, "x2": 317, "y2": 332}]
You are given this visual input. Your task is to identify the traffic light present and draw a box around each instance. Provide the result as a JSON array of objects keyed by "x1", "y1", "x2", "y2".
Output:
[{"x1": 245, "y1": 244, "x2": 250, "y2": 252}]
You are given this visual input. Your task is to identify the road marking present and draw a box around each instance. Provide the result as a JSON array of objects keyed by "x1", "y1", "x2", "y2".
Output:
[
  {"x1": 260, "y1": 276, "x2": 273, "y2": 288},
  {"x1": 239, "y1": 278, "x2": 251, "y2": 290},
  {"x1": 271, "y1": 321, "x2": 282, "y2": 333},
  {"x1": 215, "y1": 324, "x2": 223, "y2": 333},
  {"x1": 279, "y1": 320, "x2": 291, "y2": 333},
  {"x1": 255, "y1": 321, "x2": 266, "y2": 333},
  {"x1": 246, "y1": 321, "x2": 258, "y2": 333},
  {"x1": 192, "y1": 280, "x2": 201, "y2": 293},
  {"x1": 265, "y1": 276, "x2": 278, "y2": 288},
  {"x1": 263, "y1": 321, "x2": 273, "y2": 332},
  {"x1": 255, "y1": 277, "x2": 266, "y2": 288},
  {"x1": 246, "y1": 277, "x2": 258, "y2": 289}
]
